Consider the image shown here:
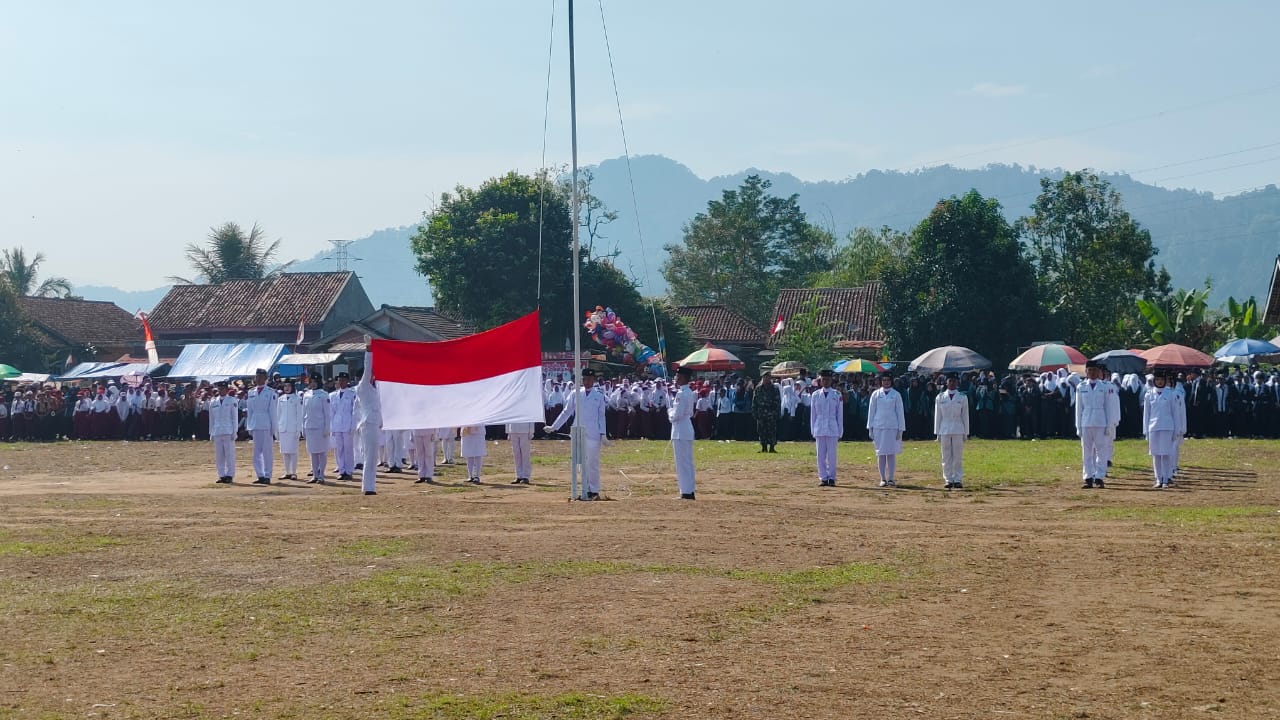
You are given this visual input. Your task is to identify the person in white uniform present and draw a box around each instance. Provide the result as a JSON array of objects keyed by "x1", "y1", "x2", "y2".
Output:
[
  {"x1": 867, "y1": 372, "x2": 906, "y2": 487},
  {"x1": 506, "y1": 421, "x2": 534, "y2": 484},
  {"x1": 1143, "y1": 369, "x2": 1186, "y2": 489},
  {"x1": 329, "y1": 373, "x2": 355, "y2": 480},
  {"x1": 809, "y1": 368, "x2": 845, "y2": 486},
  {"x1": 1075, "y1": 360, "x2": 1121, "y2": 489},
  {"x1": 669, "y1": 366, "x2": 697, "y2": 499},
  {"x1": 460, "y1": 424, "x2": 487, "y2": 483},
  {"x1": 302, "y1": 373, "x2": 330, "y2": 483},
  {"x1": 353, "y1": 351, "x2": 382, "y2": 495},
  {"x1": 548, "y1": 368, "x2": 608, "y2": 500},
  {"x1": 933, "y1": 373, "x2": 970, "y2": 489},
  {"x1": 438, "y1": 427, "x2": 457, "y2": 465},
  {"x1": 208, "y1": 382, "x2": 239, "y2": 483},
  {"x1": 412, "y1": 427, "x2": 439, "y2": 484},
  {"x1": 244, "y1": 368, "x2": 278, "y2": 484},
  {"x1": 275, "y1": 380, "x2": 303, "y2": 481}
]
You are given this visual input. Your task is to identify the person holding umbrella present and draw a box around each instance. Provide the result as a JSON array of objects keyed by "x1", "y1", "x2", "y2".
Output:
[{"x1": 867, "y1": 371, "x2": 906, "y2": 488}]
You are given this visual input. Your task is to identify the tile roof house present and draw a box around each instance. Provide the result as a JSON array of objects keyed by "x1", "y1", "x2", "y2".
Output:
[
  {"x1": 17, "y1": 296, "x2": 141, "y2": 362},
  {"x1": 315, "y1": 305, "x2": 478, "y2": 353},
  {"x1": 768, "y1": 284, "x2": 886, "y2": 358},
  {"x1": 147, "y1": 272, "x2": 374, "y2": 348},
  {"x1": 674, "y1": 304, "x2": 768, "y2": 360}
]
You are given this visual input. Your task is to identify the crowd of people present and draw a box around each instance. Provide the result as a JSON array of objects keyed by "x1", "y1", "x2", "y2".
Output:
[{"x1": 2, "y1": 359, "x2": 1277, "y2": 495}]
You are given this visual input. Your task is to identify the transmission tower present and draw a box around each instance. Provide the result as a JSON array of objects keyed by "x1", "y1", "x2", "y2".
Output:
[{"x1": 325, "y1": 239, "x2": 362, "y2": 271}]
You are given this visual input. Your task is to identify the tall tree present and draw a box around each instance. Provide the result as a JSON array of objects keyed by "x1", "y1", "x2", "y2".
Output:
[
  {"x1": 879, "y1": 191, "x2": 1044, "y2": 365},
  {"x1": 1019, "y1": 171, "x2": 1171, "y2": 352},
  {"x1": 170, "y1": 222, "x2": 290, "y2": 284},
  {"x1": 1, "y1": 247, "x2": 72, "y2": 298},
  {"x1": 662, "y1": 175, "x2": 834, "y2": 326},
  {"x1": 809, "y1": 226, "x2": 908, "y2": 288},
  {"x1": 0, "y1": 281, "x2": 45, "y2": 369}
]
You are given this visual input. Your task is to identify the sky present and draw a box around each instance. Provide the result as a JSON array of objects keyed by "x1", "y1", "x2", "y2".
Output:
[{"x1": 4, "y1": 1, "x2": 1280, "y2": 291}]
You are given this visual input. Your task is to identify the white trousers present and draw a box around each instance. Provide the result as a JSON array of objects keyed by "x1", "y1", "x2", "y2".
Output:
[
  {"x1": 441, "y1": 435, "x2": 456, "y2": 463},
  {"x1": 673, "y1": 439, "x2": 695, "y2": 494},
  {"x1": 251, "y1": 429, "x2": 273, "y2": 479},
  {"x1": 212, "y1": 434, "x2": 235, "y2": 478},
  {"x1": 580, "y1": 437, "x2": 601, "y2": 494},
  {"x1": 939, "y1": 433, "x2": 964, "y2": 484},
  {"x1": 509, "y1": 432, "x2": 532, "y2": 479},
  {"x1": 465, "y1": 455, "x2": 483, "y2": 479},
  {"x1": 815, "y1": 435, "x2": 838, "y2": 481},
  {"x1": 1099, "y1": 427, "x2": 1116, "y2": 476},
  {"x1": 281, "y1": 451, "x2": 297, "y2": 476},
  {"x1": 412, "y1": 431, "x2": 436, "y2": 479},
  {"x1": 1080, "y1": 426, "x2": 1106, "y2": 479},
  {"x1": 1152, "y1": 454, "x2": 1174, "y2": 484},
  {"x1": 332, "y1": 431, "x2": 354, "y2": 474},
  {"x1": 360, "y1": 428, "x2": 380, "y2": 492}
]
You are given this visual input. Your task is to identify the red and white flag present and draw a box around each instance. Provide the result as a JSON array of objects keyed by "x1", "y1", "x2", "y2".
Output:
[
  {"x1": 373, "y1": 310, "x2": 544, "y2": 430},
  {"x1": 137, "y1": 310, "x2": 160, "y2": 365},
  {"x1": 296, "y1": 316, "x2": 306, "y2": 345},
  {"x1": 771, "y1": 316, "x2": 785, "y2": 335}
]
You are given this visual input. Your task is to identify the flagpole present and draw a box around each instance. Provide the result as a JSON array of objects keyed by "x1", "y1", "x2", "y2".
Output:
[{"x1": 568, "y1": 0, "x2": 586, "y2": 501}]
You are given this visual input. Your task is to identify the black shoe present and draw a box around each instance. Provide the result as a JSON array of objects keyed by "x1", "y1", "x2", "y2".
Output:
[
  {"x1": 511, "y1": 478, "x2": 523, "y2": 484},
  {"x1": 768, "y1": 447, "x2": 777, "y2": 453},
  {"x1": 519, "y1": 478, "x2": 531, "y2": 484},
  {"x1": 253, "y1": 477, "x2": 270, "y2": 485},
  {"x1": 339, "y1": 473, "x2": 353, "y2": 481},
  {"x1": 1094, "y1": 479, "x2": 1105, "y2": 489},
  {"x1": 306, "y1": 477, "x2": 321, "y2": 484},
  {"x1": 388, "y1": 466, "x2": 402, "y2": 474},
  {"x1": 680, "y1": 493, "x2": 696, "y2": 500},
  {"x1": 354, "y1": 463, "x2": 364, "y2": 471},
  {"x1": 1082, "y1": 478, "x2": 1094, "y2": 489},
  {"x1": 216, "y1": 476, "x2": 232, "y2": 484},
  {"x1": 415, "y1": 477, "x2": 434, "y2": 484},
  {"x1": 469, "y1": 477, "x2": 482, "y2": 484},
  {"x1": 363, "y1": 490, "x2": 376, "y2": 495},
  {"x1": 944, "y1": 482, "x2": 954, "y2": 489},
  {"x1": 586, "y1": 491, "x2": 600, "y2": 500},
  {"x1": 278, "y1": 474, "x2": 290, "y2": 480}
]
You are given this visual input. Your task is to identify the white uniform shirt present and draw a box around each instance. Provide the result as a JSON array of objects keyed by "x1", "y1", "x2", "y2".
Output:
[
  {"x1": 1075, "y1": 379, "x2": 1120, "y2": 429},
  {"x1": 276, "y1": 392, "x2": 303, "y2": 435},
  {"x1": 329, "y1": 387, "x2": 355, "y2": 432},
  {"x1": 244, "y1": 384, "x2": 278, "y2": 432},
  {"x1": 207, "y1": 395, "x2": 240, "y2": 436},
  {"x1": 549, "y1": 386, "x2": 608, "y2": 438},
  {"x1": 866, "y1": 387, "x2": 906, "y2": 431},
  {"x1": 809, "y1": 386, "x2": 844, "y2": 438},
  {"x1": 668, "y1": 384, "x2": 696, "y2": 440},
  {"x1": 934, "y1": 389, "x2": 970, "y2": 436},
  {"x1": 302, "y1": 388, "x2": 330, "y2": 431}
]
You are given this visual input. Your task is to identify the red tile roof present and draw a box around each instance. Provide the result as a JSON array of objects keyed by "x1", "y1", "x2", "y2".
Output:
[
  {"x1": 675, "y1": 304, "x2": 767, "y2": 345},
  {"x1": 148, "y1": 272, "x2": 355, "y2": 330},
  {"x1": 768, "y1": 284, "x2": 885, "y2": 349},
  {"x1": 387, "y1": 306, "x2": 477, "y2": 340},
  {"x1": 18, "y1": 296, "x2": 140, "y2": 346}
]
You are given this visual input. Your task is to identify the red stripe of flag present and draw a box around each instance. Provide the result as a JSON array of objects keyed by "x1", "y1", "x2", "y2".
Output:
[{"x1": 372, "y1": 310, "x2": 541, "y2": 386}]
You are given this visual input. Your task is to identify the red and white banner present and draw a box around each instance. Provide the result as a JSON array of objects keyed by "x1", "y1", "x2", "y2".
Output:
[
  {"x1": 373, "y1": 310, "x2": 544, "y2": 430},
  {"x1": 137, "y1": 310, "x2": 160, "y2": 365}
]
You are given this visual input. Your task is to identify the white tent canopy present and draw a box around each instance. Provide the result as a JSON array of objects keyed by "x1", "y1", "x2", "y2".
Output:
[{"x1": 168, "y1": 344, "x2": 287, "y2": 380}]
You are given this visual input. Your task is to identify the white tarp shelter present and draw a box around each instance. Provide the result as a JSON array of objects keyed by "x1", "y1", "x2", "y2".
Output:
[{"x1": 168, "y1": 344, "x2": 287, "y2": 380}]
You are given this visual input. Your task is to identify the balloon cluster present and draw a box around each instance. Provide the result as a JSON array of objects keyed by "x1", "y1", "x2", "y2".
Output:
[{"x1": 584, "y1": 306, "x2": 664, "y2": 371}]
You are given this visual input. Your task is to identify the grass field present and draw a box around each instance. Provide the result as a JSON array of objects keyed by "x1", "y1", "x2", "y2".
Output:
[{"x1": 0, "y1": 437, "x2": 1278, "y2": 719}]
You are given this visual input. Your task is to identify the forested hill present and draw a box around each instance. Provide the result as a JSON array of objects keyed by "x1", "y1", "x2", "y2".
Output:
[{"x1": 586, "y1": 155, "x2": 1280, "y2": 303}]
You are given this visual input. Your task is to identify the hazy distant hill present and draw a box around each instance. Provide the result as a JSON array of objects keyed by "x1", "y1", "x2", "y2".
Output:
[
  {"x1": 587, "y1": 156, "x2": 1280, "y2": 305},
  {"x1": 77, "y1": 157, "x2": 1280, "y2": 312}
]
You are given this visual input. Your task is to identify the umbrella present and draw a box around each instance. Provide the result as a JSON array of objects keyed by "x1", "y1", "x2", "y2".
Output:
[
  {"x1": 0, "y1": 364, "x2": 21, "y2": 379},
  {"x1": 1139, "y1": 343, "x2": 1214, "y2": 369},
  {"x1": 675, "y1": 343, "x2": 745, "y2": 372},
  {"x1": 908, "y1": 346, "x2": 991, "y2": 373},
  {"x1": 769, "y1": 360, "x2": 807, "y2": 378},
  {"x1": 1008, "y1": 343, "x2": 1087, "y2": 371},
  {"x1": 833, "y1": 358, "x2": 884, "y2": 374},
  {"x1": 1090, "y1": 349, "x2": 1147, "y2": 375},
  {"x1": 1213, "y1": 337, "x2": 1280, "y2": 358}
]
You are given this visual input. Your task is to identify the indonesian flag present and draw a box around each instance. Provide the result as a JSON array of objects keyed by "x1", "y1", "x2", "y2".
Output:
[
  {"x1": 137, "y1": 311, "x2": 160, "y2": 365},
  {"x1": 373, "y1": 310, "x2": 544, "y2": 430},
  {"x1": 771, "y1": 316, "x2": 785, "y2": 335},
  {"x1": 296, "y1": 316, "x2": 306, "y2": 345}
]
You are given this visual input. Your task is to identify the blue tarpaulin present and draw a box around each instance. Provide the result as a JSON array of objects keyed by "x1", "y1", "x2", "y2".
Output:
[
  {"x1": 59, "y1": 362, "x2": 167, "y2": 381},
  {"x1": 167, "y1": 344, "x2": 287, "y2": 380}
]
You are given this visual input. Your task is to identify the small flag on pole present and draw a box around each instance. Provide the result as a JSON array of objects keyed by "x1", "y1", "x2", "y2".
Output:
[
  {"x1": 64, "y1": 352, "x2": 74, "y2": 370},
  {"x1": 137, "y1": 310, "x2": 160, "y2": 365},
  {"x1": 771, "y1": 316, "x2": 785, "y2": 335},
  {"x1": 296, "y1": 316, "x2": 306, "y2": 345}
]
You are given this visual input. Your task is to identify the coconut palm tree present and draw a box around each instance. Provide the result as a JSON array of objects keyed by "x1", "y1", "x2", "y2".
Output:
[
  {"x1": 169, "y1": 222, "x2": 292, "y2": 284},
  {"x1": 0, "y1": 247, "x2": 73, "y2": 297}
]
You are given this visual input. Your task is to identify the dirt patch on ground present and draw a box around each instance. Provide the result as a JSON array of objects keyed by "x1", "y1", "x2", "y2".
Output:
[{"x1": 1, "y1": 439, "x2": 1278, "y2": 719}]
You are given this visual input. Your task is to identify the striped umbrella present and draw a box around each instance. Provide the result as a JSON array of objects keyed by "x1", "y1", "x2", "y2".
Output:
[
  {"x1": 833, "y1": 358, "x2": 884, "y2": 374},
  {"x1": 0, "y1": 364, "x2": 21, "y2": 379},
  {"x1": 675, "y1": 343, "x2": 745, "y2": 372},
  {"x1": 1008, "y1": 343, "x2": 1087, "y2": 371}
]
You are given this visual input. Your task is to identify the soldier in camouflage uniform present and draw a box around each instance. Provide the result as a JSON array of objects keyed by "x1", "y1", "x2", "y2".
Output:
[{"x1": 752, "y1": 374, "x2": 781, "y2": 453}]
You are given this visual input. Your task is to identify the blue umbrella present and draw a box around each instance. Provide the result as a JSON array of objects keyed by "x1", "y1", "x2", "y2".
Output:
[{"x1": 1213, "y1": 337, "x2": 1280, "y2": 358}]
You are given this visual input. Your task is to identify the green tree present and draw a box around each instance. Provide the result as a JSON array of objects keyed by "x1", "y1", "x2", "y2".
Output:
[
  {"x1": 1134, "y1": 283, "x2": 1221, "y2": 350},
  {"x1": 1220, "y1": 295, "x2": 1275, "y2": 341},
  {"x1": 170, "y1": 222, "x2": 290, "y2": 284},
  {"x1": 879, "y1": 190, "x2": 1044, "y2": 365},
  {"x1": 1, "y1": 247, "x2": 72, "y2": 297},
  {"x1": 0, "y1": 281, "x2": 46, "y2": 369},
  {"x1": 1019, "y1": 171, "x2": 1171, "y2": 352},
  {"x1": 662, "y1": 175, "x2": 834, "y2": 326},
  {"x1": 809, "y1": 226, "x2": 907, "y2": 288},
  {"x1": 774, "y1": 295, "x2": 839, "y2": 373}
]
